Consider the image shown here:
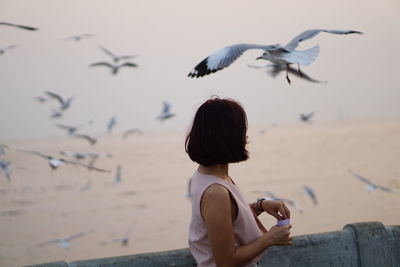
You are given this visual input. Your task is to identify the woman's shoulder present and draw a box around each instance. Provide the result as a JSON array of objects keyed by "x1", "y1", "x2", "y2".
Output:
[{"x1": 202, "y1": 183, "x2": 230, "y2": 202}]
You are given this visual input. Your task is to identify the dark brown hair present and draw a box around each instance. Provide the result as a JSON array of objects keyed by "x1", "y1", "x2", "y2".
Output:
[{"x1": 185, "y1": 97, "x2": 249, "y2": 166}]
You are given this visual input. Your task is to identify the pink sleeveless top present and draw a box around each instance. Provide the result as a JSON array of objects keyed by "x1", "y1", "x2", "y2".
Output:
[{"x1": 188, "y1": 170, "x2": 264, "y2": 266}]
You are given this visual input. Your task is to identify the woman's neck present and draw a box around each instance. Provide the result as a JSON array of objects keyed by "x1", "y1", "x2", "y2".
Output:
[{"x1": 198, "y1": 164, "x2": 230, "y2": 181}]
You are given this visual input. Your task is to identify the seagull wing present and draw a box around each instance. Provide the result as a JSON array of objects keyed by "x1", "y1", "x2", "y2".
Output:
[
  {"x1": 5, "y1": 45, "x2": 17, "y2": 50},
  {"x1": 280, "y1": 45, "x2": 320, "y2": 66},
  {"x1": 99, "y1": 46, "x2": 115, "y2": 58},
  {"x1": 37, "y1": 239, "x2": 62, "y2": 247},
  {"x1": 285, "y1": 29, "x2": 363, "y2": 51},
  {"x1": 21, "y1": 150, "x2": 52, "y2": 160},
  {"x1": 287, "y1": 66, "x2": 326, "y2": 83},
  {"x1": 117, "y1": 55, "x2": 136, "y2": 60},
  {"x1": 349, "y1": 170, "x2": 373, "y2": 185},
  {"x1": 90, "y1": 62, "x2": 114, "y2": 68},
  {"x1": 119, "y1": 62, "x2": 138, "y2": 68},
  {"x1": 188, "y1": 43, "x2": 273, "y2": 78},
  {"x1": 65, "y1": 232, "x2": 87, "y2": 241},
  {"x1": 0, "y1": 22, "x2": 38, "y2": 31},
  {"x1": 45, "y1": 91, "x2": 65, "y2": 105}
]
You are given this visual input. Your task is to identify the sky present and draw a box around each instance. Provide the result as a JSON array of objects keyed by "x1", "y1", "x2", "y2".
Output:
[{"x1": 1, "y1": 0, "x2": 400, "y2": 139}]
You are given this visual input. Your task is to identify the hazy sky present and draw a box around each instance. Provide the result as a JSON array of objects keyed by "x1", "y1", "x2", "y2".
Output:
[{"x1": 1, "y1": 0, "x2": 400, "y2": 139}]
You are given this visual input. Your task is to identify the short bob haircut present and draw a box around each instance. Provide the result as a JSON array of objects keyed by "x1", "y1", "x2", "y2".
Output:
[{"x1": 185, "y1": 97, "x2": 249, "y2": 166}]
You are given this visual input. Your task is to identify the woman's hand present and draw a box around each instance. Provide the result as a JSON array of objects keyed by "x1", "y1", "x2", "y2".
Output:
[
  {"x1": 263, "y1": 224, "x2": 293, "y2": 246},
  {"x1": 261, "y1": 199, "x2": 290, "y2": 220}
]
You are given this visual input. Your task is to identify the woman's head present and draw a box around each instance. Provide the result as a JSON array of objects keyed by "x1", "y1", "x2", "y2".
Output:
[{"x1": 185, "y1": 97, "x2": 249, "y2": 166}]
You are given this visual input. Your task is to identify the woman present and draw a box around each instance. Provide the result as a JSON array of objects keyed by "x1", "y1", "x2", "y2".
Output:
[{"x1": 185, "y1": 97, "x2": 293, "y2": 267}]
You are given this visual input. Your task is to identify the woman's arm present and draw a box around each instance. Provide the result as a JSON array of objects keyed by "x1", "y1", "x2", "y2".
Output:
[{"x1": 202, "y1": 184, "x2": 292, "y2": 267}]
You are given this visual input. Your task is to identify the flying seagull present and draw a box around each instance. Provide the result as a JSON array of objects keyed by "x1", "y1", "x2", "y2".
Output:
[
  {"x1": 157, "y1": 101, "x2": 175, "y2": 122},
  {"x1": 56, "y1": 123, "x2": 81, "y2": 134},
  {"x1": 0, "y1": 45, "x2": 17, "y2": 55},
  {"x1": 45, "y1": 91, "x2": 73, "y2": 111},
  {"x1": 188, "y1": 29, "x2": 362, "y2": 84},
  {"x1": 64, "y1": 33, "x2": 94, "y2": 42},
  {"x1": 0, "y1": 160, "x2": 11, "y2": 182},
  {"x1": 72, "y1": 133, "x2": 98, "y2": 146},
  {"x1": 107, "y1": 116, "x2": 117, "y2": 134},
  {"x1": 0, "y1": 144, "x2": 9, "y2": 156},
  {"x1": 112, "y1": 165, "x2": 122, "y2": 186},
  {"x1": 21, "y1": 150, "x2": 109, "y2": 172},
  {"x1": 99, "y1": 46, "x2": 137, "y2": 63},
  {"x1": 0, "y1": 22, "x2": 38, "y2": 31},
  {"x1": 300, "y1": 112, "x2": 315, "y2": 123},
  {"x1": 122, "y1": 128, "x2": 144, "y2": 139},
  {"x1": 349, "y1": 169, "x2": 392, "y2": 193},
  {"x1": 302, "y1": 185, "x2": 318, "y2": 205},
  {"x1": 253, "y1": 190, "x2": 303, "y2": 213},
  {"x1": 37, "y1": 231, "x2": 89, "y2": 249},
  {"x1": 90, "y1": 61, "x2": 138, "y2": 75},
  {"x1": 248, "y1": 63, "x2": 326, "y2": 83}
]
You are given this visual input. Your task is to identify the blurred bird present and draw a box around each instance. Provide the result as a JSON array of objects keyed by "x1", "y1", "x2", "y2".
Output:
[
  {"x1": 37, "y1": 231, "x2": 89, "y2": 249},
  {"x1": 112, "y1": 165, "x2": 122, "y2": 186},
  {"x1": 56, "y1": 123, "x2": 81, "y2": 134},
  {"x1": 0, "y1": 22, "x2": 38, "y2": 31},
  {"x1": 99, "y1": 45, "x2": 137, "y2": 63},
  {"x1": 33, "y1": 96, "x2": 48, "y2": 103},
  {"x1": 0, "y1": 160, "x2": 11, "y2": 182},
  {"x1": 188, "y1": 29, "x2": 362, "y2": 84},
  {"x1": 349, "y1": 169, "x2": 392, "y2": 193},
  {"x1": 45, "y1": 91, "x2": 74, "y2": 111},
  {"x1": 80, "y1": 180, "x2": 92, "y2": 192},
  {"x1": 0, "y1": 45, "x2": 17, "y2": 55},
  {"x1": 21, "y1": 150, "x2": 109, "y2": 172},
  {"x1": 90, "y1": 61, "x2": 138, "y2": 75},
  {"x1": 253, "y1": 190, "x2": 303, "y2": 213},
  {"x1": 64, "y1": 33, "x2": 94, "y2": 42},
  {"x1": 72, "y1": 133, "x2": 98, "y2": 146},
  {"x1": 107, "y1": 116, "x2": 117, "y2": 134},
  {"x1": 248, "y1": 63, "x2": 326, "y2": 83},
  {"x1": 0, "y1": 144, "x2": 9, "y2": 156},
  {"x1": 300, "y1": 112, "x2": 314, "y2": 123},
  {"x1": 157, "y1": 101, "x2": 175, "y2": 122},
  {"x1": 302, "y1": 185, "x2": 318, "y2": 205},
  {"x1": 122, "y1": 128, "x2": 144, "y2": 139}
]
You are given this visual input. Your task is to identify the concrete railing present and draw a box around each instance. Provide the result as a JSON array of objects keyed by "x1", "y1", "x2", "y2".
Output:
[{"x1": 24, "y1": 221, "x2": 400, "y2": 267}]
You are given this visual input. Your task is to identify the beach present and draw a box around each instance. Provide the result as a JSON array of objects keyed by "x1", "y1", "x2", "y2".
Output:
[{"x1": 1, "y1": 119, "x2": 399, "y2": 267}]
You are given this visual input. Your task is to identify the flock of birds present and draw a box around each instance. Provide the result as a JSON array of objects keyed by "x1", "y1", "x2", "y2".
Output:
[{"x1": 1, "y1": 21, "x2": 397, "y2": 250}]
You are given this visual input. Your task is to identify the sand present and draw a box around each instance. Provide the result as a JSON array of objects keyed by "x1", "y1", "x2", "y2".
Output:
[{"x1": 1, "y1": 119, "x2": 399, "y2": 267}]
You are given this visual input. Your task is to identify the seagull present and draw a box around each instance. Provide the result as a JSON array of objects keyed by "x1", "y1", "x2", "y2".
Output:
[
  {"x1": 302, "y1": 185, "x2": 318, "y2": 205},
  {"x1": 45, "y1": 91, "x2": 73, "y2": 111},
  {"x1": 157, "y1": 101, "x2": 175, "y2": 122},
  {"x1": 253, "y1": 190, "x2": 303, "y2": 213},
  {"x1": 90, "y1": 61, "x2": 138, "y2": 75},
  {"x1": 122, "y1": 128, "x2": 144, "y2": 139},
  {"x1": 99, "y1": 46, "x2": 137, "y2": 63},
  {"x1": 56, "y1": 123, "x2": 81, "y2": 134},
  {"x1": 72, "y1": 133, "x2": 98, "y2": 146},
  {"x1": 37, "y1": 231, "x2": 89, "y2": 249},
  {"x1": 0, "y1": 22, "x2": 38, "y2": 31},
  {"x1": 248, "y1": 63, "x2": 326, "y2": 83},
  {"x1": 0, "y1": 160, "x2": 11, "y2": 182},
  {"x1": 349, "y1": 169, "x2": 392, "y2": 193},
  {"x1": 300, "y1": 112, "x2": 314, "y2": 123},
  {"x1": 33, "y1": 96, "x2": 48, "y2": 103},
  {"x1": 21, "y1": 150, "x2": 109, "y2": 172},
  {"x1": 107, "y1": 116, "x2": 117, "y2": 134},
  {"x1": 0, "y1": 144, "x2": 9, "y2": 156},
  {"x1": 188, "y1": 29, "x2": 362, "y2": 84},
  {"x1": 80, "y1": 180, "x2": 92, "y2": 192},
  {"x1": 0, "y1": 45, "x2": 17, "y2": 55},
  {"x1": 112, "y1": 165, "x2": 122, "y2": 186},
  {"x1": 64, "y1": 33, "x2": 94, "y2": 42}
]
